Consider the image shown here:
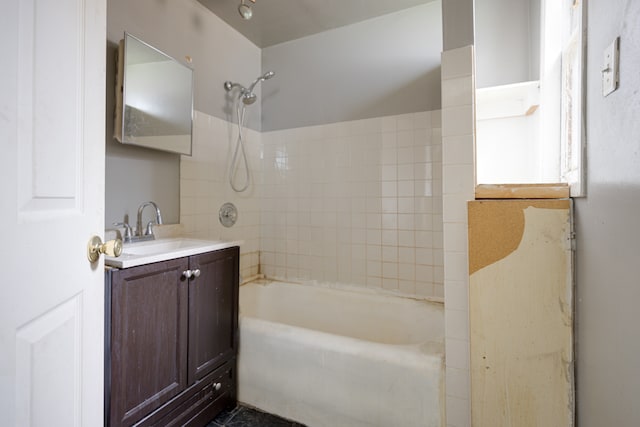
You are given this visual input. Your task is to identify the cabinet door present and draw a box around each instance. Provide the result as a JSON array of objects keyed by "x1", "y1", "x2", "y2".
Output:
[
  {"x1": 109, "y1": 258, "x2": 190, "y2": 427},
  {"x1": 188, "y1": 247, "x2": 239, "y2": 384}
]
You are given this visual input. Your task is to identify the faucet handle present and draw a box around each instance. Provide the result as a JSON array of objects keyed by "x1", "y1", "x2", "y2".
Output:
[
  {"x1": 113, "y1": 222, "x2": 133, "y2": 241},
  {"x1": 145, "y1": 220, "x2": 156, "y2": 236}
]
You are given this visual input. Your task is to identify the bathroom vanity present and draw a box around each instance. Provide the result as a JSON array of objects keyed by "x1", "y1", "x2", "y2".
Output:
[{"x1": 105, "y1": 241, "x2": 240, "y2": 426}]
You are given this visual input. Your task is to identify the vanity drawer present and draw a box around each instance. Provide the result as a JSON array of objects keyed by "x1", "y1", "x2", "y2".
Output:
[{"x1": 135, "y1": 362, "x2": 236, "y2": 427}]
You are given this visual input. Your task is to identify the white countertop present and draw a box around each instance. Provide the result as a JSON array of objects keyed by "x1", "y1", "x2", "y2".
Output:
[{"x1": 105, "y1": 237, "x2": 243, "y2": 269}]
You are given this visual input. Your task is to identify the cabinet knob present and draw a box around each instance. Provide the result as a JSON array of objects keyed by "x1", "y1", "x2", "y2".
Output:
[
  {"x1": 181, "y1": 269, "x2": 201, "y2": 280},
  {"x1": 213, "y1": 382, "x2": 222, "y2": 391}
]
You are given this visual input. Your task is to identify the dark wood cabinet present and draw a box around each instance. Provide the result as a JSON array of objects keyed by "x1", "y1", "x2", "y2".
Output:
[{"x1": 106, "y1": 246, "x2": 239, "y2": 427}]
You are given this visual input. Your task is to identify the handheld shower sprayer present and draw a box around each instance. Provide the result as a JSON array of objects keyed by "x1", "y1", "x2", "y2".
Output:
[
  {"x1": 248, "y1": 70, "x2": 275, "y2": 92},
  {"x1": 223, "y1": 71, "x2": 276, "y2": 192}
]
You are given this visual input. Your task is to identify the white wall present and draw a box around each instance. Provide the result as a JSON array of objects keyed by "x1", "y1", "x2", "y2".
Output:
[
  {"x1": 261, "y1": 2, "x2": 442, "y2": 131},
  {"x1": 105, "y1": 0, "x2": 261, "y2": 227},
  {"x1": 475, "y1": 114, "x2": 540, "y2": 183},
  {"x1": 475, "y1": 0, "x2": 540, "y2": 88},
  {"x1": 528, "y1": 0, "x2": 540, "y2": 81},
  {"x1": 575, "y1": 1, "x2": 640, "y2": 425},
  {"x1": 475, "y1": 81, "x2": 543, "y2": 184}
]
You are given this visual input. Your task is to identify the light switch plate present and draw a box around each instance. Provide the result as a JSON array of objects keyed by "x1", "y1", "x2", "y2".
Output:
[{"x1": 602, "y1": 37, "x2": 620, "y2": 97}]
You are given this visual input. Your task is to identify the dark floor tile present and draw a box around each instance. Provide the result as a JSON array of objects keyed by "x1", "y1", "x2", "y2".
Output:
[
  {"x1": 209, "y1": 405, "x2": 306, "y2": 427},
  {"x1": 208, "y1": 404, "x2": 242, "y2": 426},
  {"x1": 226, "y1": 407, "x2": 303, "y2": 427}
]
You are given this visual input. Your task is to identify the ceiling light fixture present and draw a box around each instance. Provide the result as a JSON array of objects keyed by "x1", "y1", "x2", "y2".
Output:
[{"x1": 238, "y1": 0, "x2": 255, "y2": 20}]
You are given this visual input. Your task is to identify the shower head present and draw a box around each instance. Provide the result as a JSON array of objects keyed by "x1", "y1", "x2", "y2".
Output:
[
  {"x1": 224, "y1": 71, "x2": 275, "y2": 106},
  {"x1": 242, "y1": 93, "x2": 257, "y2": 105}
]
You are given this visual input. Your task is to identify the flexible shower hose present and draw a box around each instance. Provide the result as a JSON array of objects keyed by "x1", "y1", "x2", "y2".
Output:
[{"x1": 230, "y1": 102, "x2": 250, "y2": 192}]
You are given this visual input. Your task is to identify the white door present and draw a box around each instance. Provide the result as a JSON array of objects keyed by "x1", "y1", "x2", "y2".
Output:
[{"x1": 0, "y1": 0, "x2": 106, "y2": 425}]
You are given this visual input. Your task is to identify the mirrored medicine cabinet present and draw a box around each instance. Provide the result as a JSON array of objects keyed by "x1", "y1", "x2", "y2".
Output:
[{"x1": 114, "y1": 33, "x2": 193, "y2": 156}]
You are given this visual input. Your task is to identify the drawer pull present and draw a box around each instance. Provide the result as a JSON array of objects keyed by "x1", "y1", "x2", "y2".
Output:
[{"x1": 213, "y1": 382, "x2": 222, "y2": 391}]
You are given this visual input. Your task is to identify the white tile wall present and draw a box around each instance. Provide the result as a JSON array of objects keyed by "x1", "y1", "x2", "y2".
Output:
[
  {"x1": 260, "y1": 111, "x2": 444, "y2": 300},
  {"x1": 180, "y1": 111, "x2": 262, "y2": 281},
  {"x1": 441, "y1": 45, "x2": 475, "y2": 427}
]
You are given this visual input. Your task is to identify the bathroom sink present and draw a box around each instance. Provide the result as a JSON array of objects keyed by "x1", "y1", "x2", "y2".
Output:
[{"x1": 105, "y1": 237, "x2": 242, "y2": 269}]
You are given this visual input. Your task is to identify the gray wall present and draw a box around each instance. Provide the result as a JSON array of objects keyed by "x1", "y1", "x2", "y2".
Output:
[
  {"x1": 575, "y1": 0, "x2": 640, "y2": 425},
  {"x1": 261, "y1": 2, "x2": 443, "y2": 132},
  {"x1": 442, "y1": 0, "x2": 475, "y2": 50},
  {"x1": 527, "y1": 0, "x2": 540, "y2": 82},
  {"x1": 475, "y1": 0, "x2": 540, "y2": 88},
  {"x1": 105, "y1": 0, "x2": 260, "y2": 226}
]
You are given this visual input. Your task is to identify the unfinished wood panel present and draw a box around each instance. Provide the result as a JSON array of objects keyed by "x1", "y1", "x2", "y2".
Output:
[
  {"x1": 468, "y1": 199, "x2": 570, "y2": 274},
  {"x1": 468, "y1": 200, "x2": 573, "y2": 427},
  {"x1": 475, "y1": 183, "x2": 570, "y2": 199}
]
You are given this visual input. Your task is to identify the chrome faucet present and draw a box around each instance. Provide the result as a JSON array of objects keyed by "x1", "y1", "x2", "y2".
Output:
[{"x1": 136, "y1": 201, "x2": 163, "y2": 239}]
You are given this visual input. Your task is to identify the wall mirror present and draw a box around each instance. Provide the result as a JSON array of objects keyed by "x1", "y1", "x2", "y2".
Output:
[{"x1": 115, "y1": 33, "x2": 193, "y2": 155}]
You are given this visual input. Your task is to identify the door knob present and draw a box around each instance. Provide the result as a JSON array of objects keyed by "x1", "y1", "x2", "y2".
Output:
[{"x1": 87, "y1": 236, "x2": 123, "y2": 263}]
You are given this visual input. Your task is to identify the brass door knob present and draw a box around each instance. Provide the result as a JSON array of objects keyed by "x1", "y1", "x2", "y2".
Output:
[{"x1": 87, "y1": 236, "x2": 123, "y2": 263}]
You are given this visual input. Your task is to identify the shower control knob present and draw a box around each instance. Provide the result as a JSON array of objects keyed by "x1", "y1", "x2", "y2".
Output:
[{"x1": 219, "y1": 202, "x2": 238, "y2": 227}]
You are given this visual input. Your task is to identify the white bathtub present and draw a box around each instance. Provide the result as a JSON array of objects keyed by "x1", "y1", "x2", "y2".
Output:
[{"x1": 237, "y1": 280, "x2": 445, "y2": 427}]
